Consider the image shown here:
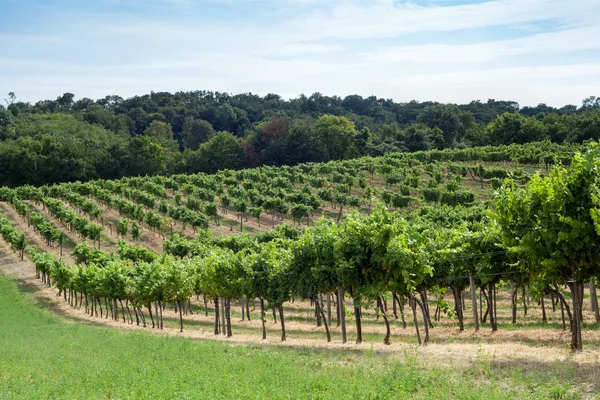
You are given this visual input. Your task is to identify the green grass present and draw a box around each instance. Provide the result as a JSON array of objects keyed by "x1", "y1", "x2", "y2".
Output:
[{"x1": 0, "y1": 275, "x2": 595, "y2": 399}]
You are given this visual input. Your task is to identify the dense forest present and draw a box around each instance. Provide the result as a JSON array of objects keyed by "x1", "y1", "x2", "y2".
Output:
[{"x1": 1, "y1": 91, "x2": 599, "y2": 186}]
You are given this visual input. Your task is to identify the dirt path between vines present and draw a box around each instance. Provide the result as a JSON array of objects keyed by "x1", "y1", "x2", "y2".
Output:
[
  {"x1": 25, "y1": 199, "x2": 120, "y2": 254},
  {"x1": 0, "y1": 202, "x2": 79, "y2": 265},
  {"x1": 81, "y1": 197, "x2": 166, "y2": 254}
]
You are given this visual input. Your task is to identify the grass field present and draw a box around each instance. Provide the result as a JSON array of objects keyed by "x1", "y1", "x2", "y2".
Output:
[{"x1": 1, "y1": 274, "x2": 598, "y2": 399}]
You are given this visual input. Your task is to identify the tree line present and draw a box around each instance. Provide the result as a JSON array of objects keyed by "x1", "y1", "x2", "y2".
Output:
[{"x1": 0, "y1": 91, "x2": 599, "y2": 187}]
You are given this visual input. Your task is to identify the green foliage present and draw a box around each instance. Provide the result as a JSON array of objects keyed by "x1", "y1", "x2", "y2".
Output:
[
  {"x1": 485, "y1": 112, "x2": 548, "y2": 145},
  {"x1": 71, "y1": 242, "x2": 110, "y2": 266},
  {"x1": 0, "y1": 89, "x2": 596, "y2": 188},
  {"x1": 2, "y1": 141, "x2": 600, "y2": 351},
  {"x1": 440, "y1": 190, "x2": 475, "y2": 206},
  {"x1": 0, "y1": 216, "x2": 27, "y2": 256},
  {"x1": 495, "y1": 145, "x2": 600, "y2": 282},
  {"x1": 116, "y1": 218, "x2": 129, "y2": 237},
  {"x1": 490, "y1": 177, "x2": 502, "y2": 190},
  {"x1": 127, "y1": 135, "x2": 168, "y2": 176},
  {"x1": 185, "y1": 131, "x2": 244, "y2": 174},
  {"x1": 0, "y1": 114, "x2": 127, "y2": 186},
  {"x1": 144, "y1": 120, "x2": 176, "y2": 149},
  {"x1": 391, "y1": 194, "x2": 412, "y2": 208},
  {"x1": 401, "y1": 123, "x2": 444, "y2": 151},
  {"x1": 29, "y1": 211, "x2": 64, "y2": 246},
  {"x1": 131, "y1": 221, "x2": 141, "y2": 240},
  {"x1": 117, "y1": 240, "x2": 157, "y2": 263},
  {"x1": 183, "y1": 118, "x2": 215, "y2": 150},
  {"x1": 422, "y1": 188, "x2": 442, "y2": 202},
  {"x1": 417, "y1": 104, "x2": 477, "y2": 147},
  {"x1": 315, "y1": 115, "x2": 358, "y2": 160}
]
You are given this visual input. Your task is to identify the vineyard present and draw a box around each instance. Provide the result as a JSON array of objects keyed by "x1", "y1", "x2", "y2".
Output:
[{"x1": 1, "y1": 140, "x2": 600, "y2": 358}]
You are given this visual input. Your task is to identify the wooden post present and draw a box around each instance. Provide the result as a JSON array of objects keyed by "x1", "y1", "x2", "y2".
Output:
[
  {"x1": 338, "y1": 286, "x2": 347, "y2": 344},
  {"x1": 510, "y1": 281, "x2": 517, "y2": 324},
  {"x1": 221, "y1": 297, "x2": 226, "y2": 336},
  {"x1": 571, "y1": 280, "x2": 583, "y2": 350},
  {"x1": 241, "y1": 297, "x2": 245, "y2": 321},
  {"x1": 590, "y1": 278, "x2": 600, "y2": 324},
  {"x1": 326, "y1": 293, "x2": 331, "y2": 327},
  {"x1": 470, "y1": 274, "x2": 479, "y2": 332}
]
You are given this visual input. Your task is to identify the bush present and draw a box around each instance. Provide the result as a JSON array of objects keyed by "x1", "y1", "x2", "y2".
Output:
[
  {"x1": 422, "y1": 188, "x2": 442, "y2": 202},
  {"x1": 440, "y1": 191, "x2": 475, "y2": 206},
  {"x1": 445, "y1": 179, "x2": 460, "y2": 192},
  {"x1": 490, "y1": 177, "x2": 502, "y2": 190},
  {"x1": 391, "y1": 194, "x2": 412, "y2": 208},
  {"x1": 399, "y1": 184, "x2": 411, "y2": 196},
  {"x1": 406, "y1": 175, "x2": 421, "y2": 188},
  {"x1": 481, "y1": 167, "x2": 509, "y2": 179}
]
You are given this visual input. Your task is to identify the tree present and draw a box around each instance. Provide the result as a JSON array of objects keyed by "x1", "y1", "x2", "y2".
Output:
[
  {"x1": 0, "y1": 113, "x2": 128, "y2": 186},
  {"x1": 116, "y1": 219, "x2": 129, "y2": 238},
  {"x1": 144, "y1": 120, "x2": 179, "y2": 152},
  {"x1": 212, "y1": 104, "x2": 238, "y2": 133},
  {"x1": 256, "y1": 241, "x2": 293, "y2": 341},
  {"x1": 131, "y1": 221, "x2": 141, "y2": 241},
  {"x1": 0, "y1": 108, "x2": 13, "y2": 128},
  {"x1": 566, "y1": 110, "x2": 600, "y2": 143},
  {"x1": 250, "y1": 206, "x2": 262, "y2": 226},
  {"x1": 183, "y1": 119, "x2": 215, "y2": 150},
  {"x1": 401, "y1": 123, "x2": 444, "y2": 152},
  {"x1": 484, "y1": 113, "x2": 548, "y2": 145},
  {"x1": 417, "y1": 104, "x2": 476, "y2": 147},
  {"x1": 127, "y1": 136, "x2": 167, "y2": 176},
  {"x1": 126, "y1": 107, "x2": 149, "y2": 135},
  {"x1": 333, "y1": 213, "x2": 373, "y2": 344},
  {"x1": 4, "y1": 92, "x2": 16, "y2": 107},
  {"x1": 277, "y1": 117, "x2": 326, "y2": 165},
  {"x1": 289, "y1": 223, "x2": 337, "y2": 342},
  {"x1": 495, "y1": 146, "x2": 600, "y2": 350},
  {"x1": 315, "y1": 115, "x2": 358, "y2": 160},
  {"x1": 185, "y1": 131, "x2": 244, "y2": 174},
  {"x1": 164, "y1": 260, "x2": 194, "y2": 332},
  {"x1": 56, "y1": 92, "x2": 75, "y2": 111},
  {"x1": 582, "y1": 96, "x2": 600, "y2": 110},
  {"x1": 250, "y1": 118, "x2": 290, "y2": 166},
  {"x1": 83, "y1": 104, "x2": 128, "y2": 133}
]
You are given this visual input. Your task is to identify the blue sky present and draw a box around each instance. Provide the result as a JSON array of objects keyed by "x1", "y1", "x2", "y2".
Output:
[{"x1": 1, "y1": 0, "x2": 599, "y2": 107}]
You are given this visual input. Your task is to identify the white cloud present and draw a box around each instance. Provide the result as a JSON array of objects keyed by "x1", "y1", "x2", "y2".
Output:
[
  {"x1": 363, "y1": 25, "x2": 600, "y2": 64},
  {"x1": 289, "y1": 0, "x2": 599, "y2": 40},
  {"x1": 2, "y1": 0, "x2": 599, "y2": 107}
]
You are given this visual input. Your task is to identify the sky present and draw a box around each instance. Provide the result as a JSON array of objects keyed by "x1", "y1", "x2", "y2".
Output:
[{"x1": 1, "y1": 0, "x2": 599, "y2": 107}]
